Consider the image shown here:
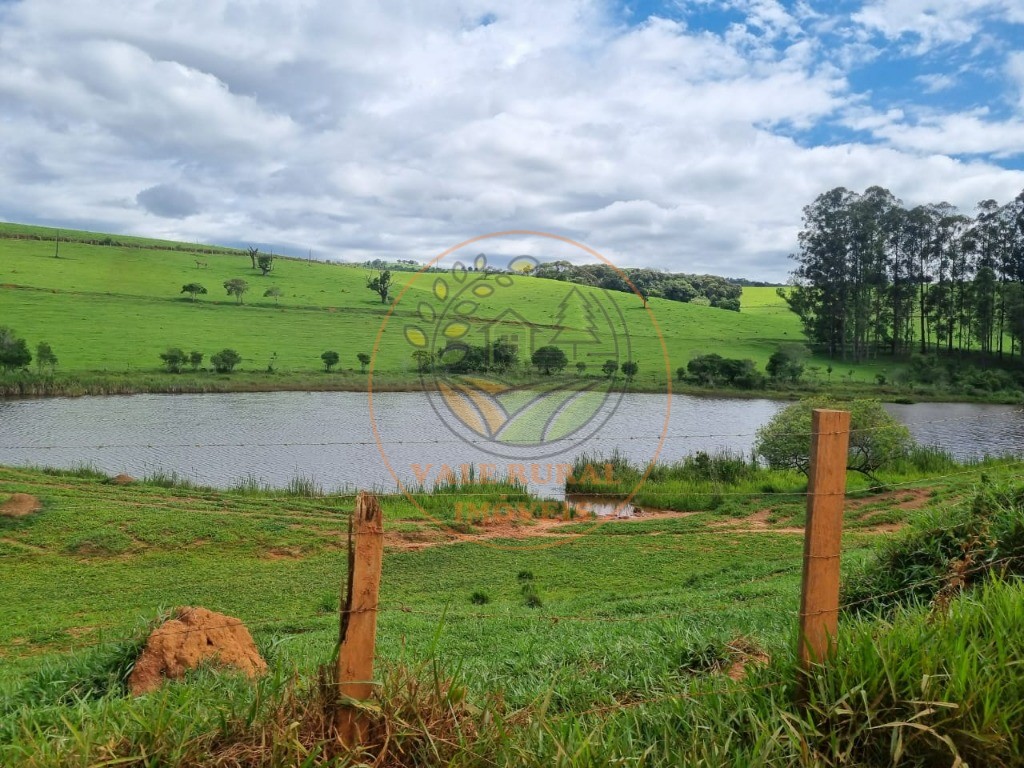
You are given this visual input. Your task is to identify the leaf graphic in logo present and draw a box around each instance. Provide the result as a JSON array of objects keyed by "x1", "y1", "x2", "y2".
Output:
[
  {"x1": 405, "y1": 326, "x2": 428, "y2": 348},
  {"x1": 497, "y1": 380, "x2": 600, "y2": 445},
  {"x1": 433, "y1": 278, "x2": 448, "y2": 301},
  {"x1": 439, "y1": 378, "x2": 509, "y2": 438},
  {"x1": 418, "y1": 302, "x2": 435, "y2": 323}
]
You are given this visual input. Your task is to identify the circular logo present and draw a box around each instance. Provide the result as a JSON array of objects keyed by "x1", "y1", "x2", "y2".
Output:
[{"x1": 367, "y1": 231, "x2": 672, "y2": 550}]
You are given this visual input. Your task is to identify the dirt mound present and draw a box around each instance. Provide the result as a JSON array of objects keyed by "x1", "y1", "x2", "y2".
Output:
[
  {"x1": 128, "y1": 607, "x2": 266, "y2": 695},
  {"x1": 111, "y1": 474, "x2": 135, "y2": 486},
  {"x1": 0, "y1": 493, "x2": 42, "y2": 517}
]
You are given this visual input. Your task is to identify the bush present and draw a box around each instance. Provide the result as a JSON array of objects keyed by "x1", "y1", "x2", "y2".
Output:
[
  {"x1": 0, "y1": 327, "x2": 32, "y2": 372},
  {"x1": 159, "y1": 347, "x2": 187, "y2": 373},
  {"x1": 321, "y1": 350, "x2": 339, "y2": 372},
  {"x1": 470, "y1": 591, "x2": 490, "y2": 605},
  {"x1": 532, "y1": 345, "x2": 568, "y2": 375},
  {"x1": 686, "y1": 354, "x2": 764, "y2": 389},
  {"x1": 754, "y1": 398, "x2": 913, "y2": 479},
  {"x1": 211, "y1": 349, "x2": 242, "y2": 373}
]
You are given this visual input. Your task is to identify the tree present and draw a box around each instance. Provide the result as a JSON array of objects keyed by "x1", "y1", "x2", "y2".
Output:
[
  {"x1": 549, "y1": 287, "x2": 601, "y2": 358},
  {"x1": 754, "y1": 398, "x2": 912, "y2": 480},
  {"x1": 211, "y1": 349, "x2": 242, "y2": 373},
  {"x1": 257, "y1": 253, "x2": 274, "y2": 276},
  {"x1": 188, "y1": 351, "x2": 204, "y2": 371},
  {"x1": 412, "y1": 350, "x2": 434, "y2": 373},
  {"x1": 247, "y1": 246, "x2": 259, "y2": 270},
  {"x1": 264, "y1": 286, "x2": 283, "y2": 304},
  {"x1": 181, "y1": 283, "x2": 208, "y2": 302},
  {"x1": 766, "y1": 345, "x2": 807, "y2": 383},
  {"x1": 357, "y1": 352, "x2": 371, "y2": 373},
  {"x1": 621, "y1": 360, "x2": 639, "y2": 381},
  {"x1": 366, "y1": 269, "x2": 393, "y2": 304},
  {"x1": 575, "y1": 362, "x2": 587, "y2": 374},
  {"x1": 159, "y1": 347, "x2": 188, "y2": 373},
  {"x1": 35, "y1": 342, "x2": 57, "y2": 374},
  {"x1": 224, "y1": 278, "x2": 249, "y2": 304},
  {"x1": 321, "y1": 351, "x2": 340, "y2": 372},
  {"x1": 0, "y1": 327, "x2": 32, "y2": 372},
  {"x1": 601, "y1": 359, "x2": 618, "y2": 378},
  {"x1": 532, "y1": 345, "x2": 568, "y2": 375}
]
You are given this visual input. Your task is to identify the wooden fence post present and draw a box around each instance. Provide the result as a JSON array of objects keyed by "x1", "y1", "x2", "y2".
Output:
[
  {"x1": 335, "y1": 492, "x2": 384, "y2": 747},
  {"x1": 797, "y1": 409, "x2": 850, "y2": 686}
]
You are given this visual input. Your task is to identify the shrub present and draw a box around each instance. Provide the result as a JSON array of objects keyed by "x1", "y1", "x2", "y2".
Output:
[
  {"x1": 211, "y1": 349, "x2": 242, "y2": 373},
  {"x1": 321, "y1": 351, "x2": 339, "y2": 372},
  {"x1": 159, "y1": 347, "x2": 187, "y2": 373},
  {"x1": 754, "y1": 398, "x2": 912, "y2": 479},
  {"x1": 470, "y1": 591, "x2": 490, "y2": 605}
]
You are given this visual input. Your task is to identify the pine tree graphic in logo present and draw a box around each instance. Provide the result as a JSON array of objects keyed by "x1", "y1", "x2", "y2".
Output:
[{"x1": 400, "y1": 255, "x2": 629, "y2": 458}]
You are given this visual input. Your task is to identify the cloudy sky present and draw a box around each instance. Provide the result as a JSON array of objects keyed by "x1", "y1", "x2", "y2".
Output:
[{"x1": 1, "y1": 0, "x2": 1023, "y2": 280}]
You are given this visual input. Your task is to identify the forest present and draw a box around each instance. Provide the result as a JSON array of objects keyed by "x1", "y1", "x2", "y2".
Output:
[{"x1": 785, "y1": 186, "x2": 1024, "y2": 363}]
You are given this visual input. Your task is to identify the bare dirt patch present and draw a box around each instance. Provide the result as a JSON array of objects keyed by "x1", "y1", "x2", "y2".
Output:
[
  {"x1": 263, "y1": 546, "x2": 306, "y2": 560},
  {"x1": 128, "y1": 607, "x2": 266, "y2": 695},
  {"x1": 724, "y1": 638, "x2": 771, "y2": 681},
  {"x1": 110, "y1": 473, "x2": 135, "y2": 486},
  {"x1": 0, "y1": 493, "x2": 42, "y2": 517},
  {"x1": 711, "y1": 509, "x2": 805, "y2": 535}
]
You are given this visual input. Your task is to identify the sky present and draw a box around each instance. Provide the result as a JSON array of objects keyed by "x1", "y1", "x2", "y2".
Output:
[{"x1": 1, "y1": 0, "x2": 1023, "y2": 281}]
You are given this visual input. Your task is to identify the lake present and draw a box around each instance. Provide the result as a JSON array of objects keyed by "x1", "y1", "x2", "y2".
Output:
[{"x1": 0, "y1": 391, "x2": 1021, "y2": 497}]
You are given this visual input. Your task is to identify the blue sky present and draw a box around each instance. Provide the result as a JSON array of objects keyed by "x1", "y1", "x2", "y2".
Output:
[{"x1": 0, "y1": 0, "x2": 1022, "y2": 280}]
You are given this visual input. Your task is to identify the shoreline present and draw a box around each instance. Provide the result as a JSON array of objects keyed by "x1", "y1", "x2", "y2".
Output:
[{"x1": 1, "y1": 370, "x2": 1022, "y2": 405}]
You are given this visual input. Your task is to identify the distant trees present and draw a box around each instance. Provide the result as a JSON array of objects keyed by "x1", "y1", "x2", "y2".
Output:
[
  {"x1": 532, "y1": 345, "x2": 568, "y2": 375},
  {"x1": 35, "y1": 342, "x2": 57, "y2": 374},
  {"x1": 601, "y1": 360, "x2": 618, "y2": 378},
  {"x1": 159, "y1": 347, "x2": 188, "y2": 373},
  {"x1": 188, "y1": 351, "x2": 204, "y2": 371},
  {"x1": 575, "y1": 362, "x2": 587, "y2": 375},
  {"x1": 357, "y1": 353, "x2": 371, "y2": 373},
  {"x1": 621, "y1": 360, "x2": 639, "y2": 381},
  {"x1": 0, "y1": 327, "x2": 31, "y2": 372},
  {"x1": 321, "y1": 351, "x2": 340, "y2": 372},
  {"x1": 366, "y1": 269, "x2": 393, "y2": 304},
  {"x1": 766, "y1": 345, "x2": 807, "y2": 383},
  {"x1": 264, "y1": 286, "x2": 283, "y2": 304},
  {"x1": 181, "y1": 283, "x2": 208, "y2": 302},
  {"x1": 257, "y1": 254, "x2": 274, "y2": 276},
  {"x1": 785, "y1": 185, "x2": 1024, "y2": 362},
  {"x1": 211, "y1": 349, "x2": 242, "y2": 373},
  {"x1": 755, "y1": 398, "x2": 912, "y2": 479},
  {"x1": 223, "y1": 278, "x2": 249, "y2": 304},
  {"x1": 412, "y1": 350, "x2": 434, "y2": 373},
  {"x1": 684, "y1": 354, "x2": 764, "y2": 389}
]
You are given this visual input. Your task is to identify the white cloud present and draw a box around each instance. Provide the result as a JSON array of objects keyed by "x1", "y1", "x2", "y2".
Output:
[
  {"x1": 0, "y1": 0, "x2": 1021, "y2": 282},
  {"x1": 853, "y1": 0, "x2": 1024, "y2": 52},
  {"x1": 915, "y1": 73, "x2": 957, "y2": 92}
]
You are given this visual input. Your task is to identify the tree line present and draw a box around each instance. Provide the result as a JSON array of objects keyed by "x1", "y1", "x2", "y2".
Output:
[
  {"x1": 530, "y1": 262, "x2": 743, "y2": 310},
  {"x1": 785, "y1": 186, "x2": 1024, "y2": 363}
]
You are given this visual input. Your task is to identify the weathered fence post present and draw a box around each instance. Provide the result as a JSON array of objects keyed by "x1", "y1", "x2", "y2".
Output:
[
  {"x1": 335, "y1": 492, "x2": 384, "y2": 747},
  {"x1": 797, "y1": 409, "x2": 850, "y2": 690}
]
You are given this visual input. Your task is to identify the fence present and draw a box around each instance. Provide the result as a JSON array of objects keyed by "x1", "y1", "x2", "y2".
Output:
[{"x1": 2, "y1": 406, "x2": 1022, "y2": 756}]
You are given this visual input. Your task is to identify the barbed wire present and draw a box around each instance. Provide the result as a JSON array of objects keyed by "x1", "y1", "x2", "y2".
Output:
[{"x1": 0, "y1": 407, "x2": 1019, "y2": 452}]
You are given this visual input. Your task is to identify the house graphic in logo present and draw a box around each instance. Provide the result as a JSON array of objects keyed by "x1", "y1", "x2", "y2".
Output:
[{"x1": 477, "y1": 308, "x2": 541, "y2": 360}]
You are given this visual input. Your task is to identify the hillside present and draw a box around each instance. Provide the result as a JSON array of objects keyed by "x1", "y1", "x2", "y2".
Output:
[{"x1": 0, "y1": 222, "x2": 903, "y2": 396}]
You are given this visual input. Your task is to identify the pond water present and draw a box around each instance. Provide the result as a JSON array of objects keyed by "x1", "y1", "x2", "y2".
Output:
[{"x1": 0, "y1": 391, "x2": 1021, "y2": 497}]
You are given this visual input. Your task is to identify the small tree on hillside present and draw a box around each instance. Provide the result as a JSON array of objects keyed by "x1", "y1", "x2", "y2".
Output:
[
  {"x1": 181, "y1": 283, "x2": 208, "y2": 302},
  {"x1": 357, "y1": 353, "x2": 371, "y2": 373},
  {"x1": 754, "y1": 398, "x2": 912, "y2": 480},
  {"x1": 621, "y1": 360, "x2": 638, "y2": 381},
  {"x1": 412, "y1": 350, "x2": 434, "y2": 373},
  {"x1": 211, "y1": 349, "x2": 242, "y2": 373},
  {"x1": 575, "y1": 362, "x2": 587, "y2": 375},
  {"x1": 35, "y1": 342, "x2": 57, "y2": 374},
  {"x1": 247, "y1": 246, "x2": 259, "y2": 270},
  {"x1": 160, "y1": 347, "x2": 188, "y2": 373},
  {"x1": 264, "y1": 286, "x2": 283, "y2": 304},
  {"x1": 0, "y1": 327, "x2": 31, "y2": 372},
  {"x1": 532, "y1": 345, "x2": 568, "y2": 375},
  {"x1": 224, "y1": 278, "x2": 249, "y2": 304},
  {"x1": 257, "y1": 253, "x2": 274, "y2": 276},
  {"x1": 766, "y1": 344, "x2": 808, "y2": 383},
  {"x1": 188, "y1": 351, "x2": 204, "y2": 371},
  {"x1": 321, "y1": 351, "x2": 340, "y2": 372},
  {"x1": 366, "y1": 269, "x2": 393, "y2": 304},
  {"x1": 601, "y1": 359, "x2": 618, "y2": 378}
]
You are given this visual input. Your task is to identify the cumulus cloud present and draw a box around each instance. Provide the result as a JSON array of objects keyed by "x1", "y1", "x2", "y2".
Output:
[{"x1": 0, "y1": 0, "x2": 1022, "y2": 281}]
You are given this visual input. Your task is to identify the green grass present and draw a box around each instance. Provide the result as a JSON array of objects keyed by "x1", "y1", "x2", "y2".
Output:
[
  {"x1": 1, "y1": 221, "x2": 945, "y2": 398},
  {"x1": 2, "y1": 463, "x2": 1023, "y2": 765}
]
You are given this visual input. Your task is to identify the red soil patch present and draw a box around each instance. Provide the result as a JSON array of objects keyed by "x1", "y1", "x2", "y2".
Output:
[
  {"x1": 724, "y1": 639, "x2": 771, "y2": 681},
  {"x1": 128, "y1": 607, "x2": 266, "y2": 695},
  {"x1": 0, "y1": 493, "x2": 42, "y2": 517},
  {"x1": 111, "y1": 474, "x2": 135, "y2": 486}
]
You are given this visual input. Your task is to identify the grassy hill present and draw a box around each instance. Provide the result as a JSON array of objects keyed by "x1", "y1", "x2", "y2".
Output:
[{"x1": 0, "y1": 222, "x2": 908, "y2": 397}]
